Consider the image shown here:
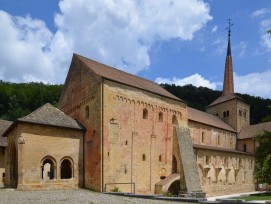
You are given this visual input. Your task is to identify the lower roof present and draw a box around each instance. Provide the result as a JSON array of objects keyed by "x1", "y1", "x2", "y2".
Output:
[
  {"x1": 238, "y1": 121, "x2": 271, "y2": 139},
  {"x1": 0, "y1": 120, "x2": 12, "y2": 147},
  {"x1": 193, "y1": 144, "x2": 254, "y2": 156}
]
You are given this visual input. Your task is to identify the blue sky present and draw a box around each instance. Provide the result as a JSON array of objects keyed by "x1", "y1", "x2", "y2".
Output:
[{"x1": 0, "y1": 0, "x2": 271, "y2": 98}]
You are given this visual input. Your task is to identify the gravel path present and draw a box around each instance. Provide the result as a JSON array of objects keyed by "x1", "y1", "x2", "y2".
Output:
[{"x1": 0, "y1": 189, "x2": 197, "y2": 204}]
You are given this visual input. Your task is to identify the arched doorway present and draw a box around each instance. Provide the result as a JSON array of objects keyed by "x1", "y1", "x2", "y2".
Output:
[
  {"x1": 9, "y1": 139, "x2": 18, "y2": 188},
  {"x1": 41, "y1": 157, "x2": 56, "y2": 180},
  {"x1": 168, "y1": 179, "x2": 180, "y2": 196},
  {"x1": 61, "y1": 159, "x2": 73, "y2": 179},
  {"x1": 172, "y1": 155, "x2": 177, "y2": 173}
]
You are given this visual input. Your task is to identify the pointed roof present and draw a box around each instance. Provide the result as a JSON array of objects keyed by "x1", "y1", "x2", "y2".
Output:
[
  {"x1": 18, "y1": 103, "x2": 83, "y2": 129},
  {"x1": 2, "y1": 103, "x2": 84, "y2": 137},
  {"x1": 188, "y1": 107, "x2": 236, "y2": 132},
  {"x1": 0, "y1": 120, "x2": 12, "y2": 146},
  {"x1": 74, "y1": 54, "x2": 183, "y2": 102},
  {"x1": 207, "y1": 94, "x2": 245, "y2": 107},
  {"x1": 207, "y1": 20, "x2": 246, "y2": 107},
  {"x1": 222, "y1": 20, "x2": 234, "y2": 96}
]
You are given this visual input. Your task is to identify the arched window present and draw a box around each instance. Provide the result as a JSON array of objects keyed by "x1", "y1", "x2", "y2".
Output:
[
  {"x1": 41, "y1": 156, "x2": 56, "y2": 180},
  {"x1": 142, "y1": 154, "x2": 146, "y2": 161},
  {"x1": 85, "y1": 106, "x2": 90, "y2": 119},
  {"x1": 205, "y1": 156, "x2": 210, "y2": 165},
  {"x1": 201, "y1": 132, "x2": 205, "y2": 143},
  {"x1": 158, "y1": 112, "x2": 163, "y2": 122},
  {"x1": 244, "y1": 111, "x2": 247, "y2": 118},
  {"x1": 217, "y1": 135, "x2": 221, "y2": 146},
  {"x1": 143, "y1": 108, "x2": 148, "y2": 119},
  {"x1": 223, "y1": 111, "x2": 226, "y2": 118},
  {"x1": 239, "y1": 109, "x2": 242, "y2": 116},
  {"x1": 159, "y1": 155, "x2": 162, "y2": 162},
  {"x1": 226, "y1": 110, "x2": 229, "y2": 117},
  {"x1": 172, "y1": 115, "x2": 178, "y2": 126},
  {"x1": 60, "y1": 158, "x2": 73, "y2": 179}
]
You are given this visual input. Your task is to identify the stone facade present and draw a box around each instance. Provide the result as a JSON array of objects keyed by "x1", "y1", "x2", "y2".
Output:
[
  {"x1": 0, "y1": 147, "x2": 5, "y2": 187},
  {"x1": 195, "y1": 147, "x2": 254, "y2": 196},
  {"x1": 206, "y1": 99, "x2": 250, "y2": 133},
  {"x1": 4, "y1": 123, "x2": 84, "y2": 190}
]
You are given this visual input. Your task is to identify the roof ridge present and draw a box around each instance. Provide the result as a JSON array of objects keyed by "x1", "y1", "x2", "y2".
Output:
[
  {"x1": 73, "y1": 53, "x2": 183, "y2": 102},
  {"x1": 75, "y1": 53, "x2": 162, "y2": 87},
  {"x1": 19, "y1": 103, "x2": 52, "y2": 120}
]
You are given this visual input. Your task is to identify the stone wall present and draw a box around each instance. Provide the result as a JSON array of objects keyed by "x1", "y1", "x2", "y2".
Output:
[
  {"x1": 206, "y1": 99, "x2": 250, "y2": 132},
  {"x1": 58, "y1": 56, "x2": 103, "y2": 191},
  {"x1": 5, "y1": 123, "x2": 83, "y2": 190},
  {"x1": 0, "y1": 147, "x2": 5, "y2": 187},
  {"x1": 189, "y1": 121, "x2": 236, "y2": 150},
  {"x1": 236, "y1": 139, "x2": 255, "y2": 154},
  {"x1": 102, "y1": 80, "x2": 187, "y2": 194},
  {"x1": 195, "y1": 148, "x2": 255, "y2": 196}
]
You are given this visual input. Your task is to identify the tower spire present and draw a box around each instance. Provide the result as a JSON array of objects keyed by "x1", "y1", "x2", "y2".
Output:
[{"x1": 222, "y1": 19, "x2": 234, "y2": 96}]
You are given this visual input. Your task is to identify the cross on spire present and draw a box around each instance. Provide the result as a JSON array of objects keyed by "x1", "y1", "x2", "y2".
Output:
[
  {"x1": 222, "y1": 19, "x2": 234, "y2": 96},
  {"x1": 226, "y1": 18, "x2": 234, "y2": 38}
]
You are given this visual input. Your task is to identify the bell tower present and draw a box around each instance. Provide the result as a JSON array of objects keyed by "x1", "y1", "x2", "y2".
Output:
[{"x1": 206, "y1": 19, "x2": 250, "y2": 132}]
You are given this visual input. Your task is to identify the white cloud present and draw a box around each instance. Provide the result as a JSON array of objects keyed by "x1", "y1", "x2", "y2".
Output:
[
  {"x1": 155, "y1": 73, "x2": 217, "y2": 89},
  {"x1": 234, "y1": 41, "x2": 247, "y2": 57},
  {"x1": 155, "y1": 70, "x2": 271, "y2": 99},
  {"x1": 234, "y1": 70, "x2": 271, "y2": 98},
  {"x1": 211, "y1": 25, "x2": 217, "y2": 33},
  {"x1": 251, "y1": 8, "x2": 270, "y2": 18},
  {"x1": 0, "y1": 0, "x2": 212, "y2": 83}
]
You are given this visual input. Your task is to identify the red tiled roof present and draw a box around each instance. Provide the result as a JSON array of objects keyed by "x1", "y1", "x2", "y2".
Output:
[
  {"x1": 238, "y1": 121, "x2": 271, "y2": 139},
  {"x1": 188, "y1": 107, "x2": 236, "y2": 132},
  {"x1": 75, "y1": 54, "x2": 183, "y2": 102},
  {"x1": 0, "y1": 119, "x2": 12, "y2": 146},
  {"x1": 207, "y1": 94, "x2": 244, "y2": 107}
]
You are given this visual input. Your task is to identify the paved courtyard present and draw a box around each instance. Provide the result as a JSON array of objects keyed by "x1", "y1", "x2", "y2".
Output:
[{"x1": 0, "y1": 188, "x2": 196, "y2": 204}]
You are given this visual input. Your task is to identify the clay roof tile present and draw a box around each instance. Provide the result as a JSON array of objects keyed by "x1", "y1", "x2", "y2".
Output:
[
  {"x1": 239, "y1": 121, "x2": 271, "y2": 139},
  {"x1": 188, "y1": 107, "x2": 236, "y2": 132},
  {"x1": 74, "y1": 54, "x2": 183, "y2": 102},
  {"x1": 0, "y1": 119, "x2": 12, "y2": 146}
]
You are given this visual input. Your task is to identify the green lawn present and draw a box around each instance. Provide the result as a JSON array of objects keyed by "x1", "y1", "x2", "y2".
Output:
[{"x1": 237, "y1": 192, "x2": 271, "y2": 201}]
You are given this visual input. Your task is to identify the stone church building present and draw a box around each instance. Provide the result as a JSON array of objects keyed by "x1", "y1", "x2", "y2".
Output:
[{"x1": 0, "y1": 30, "x2": 271, "y2": 196}]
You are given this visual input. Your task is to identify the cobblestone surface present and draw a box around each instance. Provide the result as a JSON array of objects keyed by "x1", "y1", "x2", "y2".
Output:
[{"x1": 0, "y1": 189, "x2": 197, "y2": 204}]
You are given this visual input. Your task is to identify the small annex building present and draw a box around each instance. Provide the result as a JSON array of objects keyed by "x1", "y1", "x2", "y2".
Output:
[
  {"x1": 0, "y1": 120, "x2": 12, "y2": 187},
  {"x1": 1, "y1": 103, "x2": 85, "y2": 190}
]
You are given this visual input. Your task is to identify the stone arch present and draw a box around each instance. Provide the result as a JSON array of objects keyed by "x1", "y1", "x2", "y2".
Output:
[
  {"x1": 207, "y1": 164, "x2": 216, "y2": 184},
  {"x1": 60, "y1": 157, "x2": 74, "y2": 179},
  {"x1": 228, "y1": 165, "x2": 235, "y2": 184},
  {"x1": 236, "y1": 166, "x2": 244, "y2": 184},
  {"x1": 198, "y1": 163, "x2": 205, "y2": 185},
  {"x1": 8, "y1": 138, "x2": 18, "y2": 188},
  {"x1": 168, "y1": 179, "x2": 180, "y2": 196},
  {"x1": 41, "y1": 156, "x2": 57, "y2": 180},
  {"x1": 217, "y1": 165, "x2": 226, "y2": 184}
]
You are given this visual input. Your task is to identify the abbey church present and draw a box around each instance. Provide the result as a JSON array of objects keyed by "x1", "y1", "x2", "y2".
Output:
[{"x1": 0, "y1": 29, "x2": 270, "y2": 197}]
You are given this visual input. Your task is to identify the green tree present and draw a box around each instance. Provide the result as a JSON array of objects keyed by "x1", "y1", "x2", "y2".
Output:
[{"x1": 254, "y1": 131, "x2": 271, "y2": 184}]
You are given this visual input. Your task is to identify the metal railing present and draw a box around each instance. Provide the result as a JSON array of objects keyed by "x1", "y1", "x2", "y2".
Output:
[{"x1": 104, "y1": 182, "x2": 135, "y2": 194}]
